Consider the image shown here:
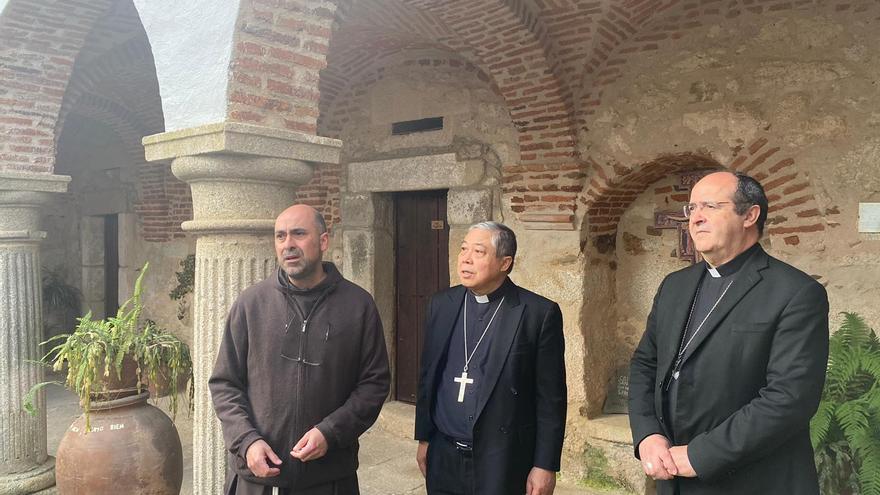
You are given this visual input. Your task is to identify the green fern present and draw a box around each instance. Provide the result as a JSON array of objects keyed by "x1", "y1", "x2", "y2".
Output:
[
  {"x1": 812, "y1": 312, "x2": 880, "y2": 495},
  {"x1": 24, "y1": 262, "x2": 193, "y2": 431}
]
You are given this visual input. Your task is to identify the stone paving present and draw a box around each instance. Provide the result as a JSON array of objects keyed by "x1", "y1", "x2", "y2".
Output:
[{"x1": 45, "y1": 383, "x2": 608, "y2": 495}]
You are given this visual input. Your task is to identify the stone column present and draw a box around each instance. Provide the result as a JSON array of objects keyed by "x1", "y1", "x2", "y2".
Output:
[
  {"x1": 143, "y1": 123, "x2": 341, "y2": 495},
  {"x1": 0, "y1": 172, "x2": 70, "y2": 494},
  {"x1": 340, "y1": 192, "x2": 395, "y2": 383}
]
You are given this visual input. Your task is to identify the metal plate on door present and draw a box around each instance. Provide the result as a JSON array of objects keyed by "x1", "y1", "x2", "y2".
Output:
[{"x1": 431, "y1": 220, "x2": 445, "y2": 230}]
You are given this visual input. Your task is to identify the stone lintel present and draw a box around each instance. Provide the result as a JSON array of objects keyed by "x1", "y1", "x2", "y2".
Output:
[
  {"x1": 520, "y1": 212, "x2": 575, "y2": 231},
  {"x1": 347, "y1": 153, "x2": 484, "y2": 193},
  {"x1": 142, "y1": 122, "x2": 342, "y2": 165}
]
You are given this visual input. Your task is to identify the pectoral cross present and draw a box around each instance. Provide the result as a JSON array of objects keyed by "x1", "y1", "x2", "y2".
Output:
[{"x1": 454, "y1": 371, "x2": 474, "y2": 402}]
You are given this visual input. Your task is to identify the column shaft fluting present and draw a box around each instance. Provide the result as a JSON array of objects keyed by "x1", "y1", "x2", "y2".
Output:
[
  {"x1": 0, "y1": 173, "x2": 70, "y2": 494},
  {"x1": 0, "y1": 246, "x2": 47, "y2": 473},
  {"x1": 191, "y1": 237, "x2": 274, "y2": 495}
]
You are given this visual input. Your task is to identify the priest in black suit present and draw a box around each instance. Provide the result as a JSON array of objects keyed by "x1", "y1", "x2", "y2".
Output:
[
  {"x1": 415, "y1": 221, "x2": 566, "y2": 495},
  {"x1": 629, "y1": 171, "x2": 829, "y2": 494}
]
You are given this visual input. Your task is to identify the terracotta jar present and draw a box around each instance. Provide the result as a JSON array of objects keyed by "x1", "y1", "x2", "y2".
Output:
[{"x1": 55, "y1": 391, "x2": 183, "y2": 494}]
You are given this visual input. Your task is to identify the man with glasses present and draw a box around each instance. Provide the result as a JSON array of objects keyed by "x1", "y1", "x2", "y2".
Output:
[
  {"x1": 628, "y1": 172, "x2": 829, "y2": 495},
  {"x1": 210, "y1": 204, "x2": 390, "y2": 495}
]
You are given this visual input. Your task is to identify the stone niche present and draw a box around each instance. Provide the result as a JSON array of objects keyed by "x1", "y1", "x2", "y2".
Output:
[{"x1": 582, "y1": 172, "x2": 696, "y2": 494}]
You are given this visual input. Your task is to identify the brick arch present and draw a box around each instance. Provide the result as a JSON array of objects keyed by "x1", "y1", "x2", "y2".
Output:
[
  {"x1": 318, "y1": 29, "x2": 468, "y2": 134},
  {"x1": 579, "y1": 142, "x2": 831, "y2": 252},
  {"x1": 49, "y1": 0, "x2": 181, "y2": 243},
  {"x1": 572, "y1": 0, "x2": 675, "y2": 126},
  {"x1": 0, "y1": 0, "x2": 115, "y2": 174},
  {"x1": 309, "y1": 52, "x2": 505, "y2": 229},
  {"x1": 402, "y1": 0, "x2": 579, "y2": 167},
  {"x1": 59, "y1": 94, "x2": 190, "y2": 243},
  {"x1": 61, "y1": 95, "x2": 151, "y2": 162},
  {"x1": 319, "y1": 52, "x2": 500, "y2": 139},
  {"x1": 578, "y1": 151, "x2": 722, "y2": 416},
  {"x1": 728, "y1": 137, "x2": 832, "y2": 245},
  {"x1": 56, "y1": 36, "x2": 163, "y2": 149},
  {"x1": 316, "y1": 0, "x2": 587, "y2": 218},
  {"x1": 318, "y1": 0, "x2": 487, "y2": 137},
  {"x1": 580, "y1": 152, "x2": 721, "y2": 250},
  {"x1": 576, "y1": 143, "x2": 830, "y2": 414}
]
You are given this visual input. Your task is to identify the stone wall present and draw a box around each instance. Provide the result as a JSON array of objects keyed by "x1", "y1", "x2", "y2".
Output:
[
  {"x1": 43, "y1": 113, "x2": 196, "y2": 345},
  {"x1": 581, "y1": 5, "x2": 880, "y2": 331}
]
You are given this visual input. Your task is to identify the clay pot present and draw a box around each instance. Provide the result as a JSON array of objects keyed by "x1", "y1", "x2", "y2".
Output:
[
  {"x1": 146, "y1": 365, "x2": 190, "y2": 399},
  {"x1": 55, "y1": 391, "x2": 183, "y2": 494},
  {"x1": 91, "y1": 355, "x2": 141, "y2": 402}
]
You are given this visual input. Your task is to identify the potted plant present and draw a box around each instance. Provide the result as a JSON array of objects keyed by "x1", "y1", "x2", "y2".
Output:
[
  {"x1": 811, "y1": 312, "x2": 880, "y2": 495},
  {"x1": 169, "y1": 254, "x2": 195, "y2": 322},
  {"x1": 25, "y1": 262, "x2": 192, "y2": 495},
  {"x1": 41, "y1": 265, "x2": 82, "y2": 342}
]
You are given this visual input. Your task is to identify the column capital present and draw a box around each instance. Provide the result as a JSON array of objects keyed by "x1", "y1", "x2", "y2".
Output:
[
  {"x1": 0, "y1": 172, "x2": 71, "y2": 241},
  {"x1": 142, "y1": 122, "x2": 343, "y2": 236},
  {"x1": 142, "y1": 121, "x2": 342, "y2": 164}
]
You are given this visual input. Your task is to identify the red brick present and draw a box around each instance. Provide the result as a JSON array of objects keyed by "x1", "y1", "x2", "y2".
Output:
[{"x1": 767, "y1": 224, "x2": 824, "y2": 235}]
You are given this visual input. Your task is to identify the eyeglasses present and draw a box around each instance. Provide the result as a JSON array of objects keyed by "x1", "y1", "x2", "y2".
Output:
[{"x1": 682, "y1": 201, "x2": 734, "y2": 218}]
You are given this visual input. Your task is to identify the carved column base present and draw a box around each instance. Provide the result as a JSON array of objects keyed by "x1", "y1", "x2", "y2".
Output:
[{"x1": 0, "y1": 458, "x2": 55, "y2": 495}]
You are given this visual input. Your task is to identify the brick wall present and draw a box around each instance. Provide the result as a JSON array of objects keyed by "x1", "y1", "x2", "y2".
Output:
[
  {"x1": 226, "y1": 0, "x2": 345, "y2": 133},
  {"x1": 136, "y1": 164, "x2": 192, "y2": 242},
  {"x1": 0, "y1": 0, "x2": 113, "y2": 174},
  {"x1": 293, "y1": 163, "x2": 341, "y2": 228}
]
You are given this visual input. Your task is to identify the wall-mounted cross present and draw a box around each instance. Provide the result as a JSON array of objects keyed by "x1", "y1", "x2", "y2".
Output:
[{"x1": 653, "y1": 171, "x2": 711, "y2": 264}]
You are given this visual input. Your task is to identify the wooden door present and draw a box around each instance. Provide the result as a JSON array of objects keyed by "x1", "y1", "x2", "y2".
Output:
[
  {"x1": 394, "y1": 190, "x2": 449, "y2": 403},
  {"x1": 104, "y1": 214, "x2": 119, "y2": 317}
]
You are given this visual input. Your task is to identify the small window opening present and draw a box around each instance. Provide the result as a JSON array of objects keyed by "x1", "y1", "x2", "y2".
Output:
[{"x1": 391, "y1": 117, "x2": 443, "y2": 135}]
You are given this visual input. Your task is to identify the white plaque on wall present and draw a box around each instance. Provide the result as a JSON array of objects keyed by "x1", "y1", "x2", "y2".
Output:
[{"x1": 859, "y1": 203, "x2": 880, "y2": 233}]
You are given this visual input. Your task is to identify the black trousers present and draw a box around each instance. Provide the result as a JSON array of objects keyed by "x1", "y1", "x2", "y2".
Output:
[
  {"x1": 226, "y1": 474, "x2": 359, "y2": 495},
  {"x1": 426, "y1": 434, "x2": 476, "y2": 495}
]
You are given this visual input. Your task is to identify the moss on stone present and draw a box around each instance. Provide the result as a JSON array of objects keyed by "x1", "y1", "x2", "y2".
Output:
[{"x1": 580, "y1": 443, "x2": 630, "y2": 492}]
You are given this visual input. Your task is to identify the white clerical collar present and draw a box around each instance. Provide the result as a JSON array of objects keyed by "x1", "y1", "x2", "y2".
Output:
[
  {"x1": 474, "y1": 294, "x2": 489, "y2": 304},
  {"x1": 707, "y1": 266, "x2": 721, "y2": 278}
]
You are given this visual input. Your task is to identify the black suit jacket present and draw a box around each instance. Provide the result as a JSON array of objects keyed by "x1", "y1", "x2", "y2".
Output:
[
  {"x1": 629, "y1": 245, "x2": 829, "y2": 495},
  {"x1": 415, "y1": 281, "x2": 567, "y2": 495}
]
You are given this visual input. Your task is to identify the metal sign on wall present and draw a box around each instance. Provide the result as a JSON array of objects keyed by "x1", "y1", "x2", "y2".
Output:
[{"x1": 859, "y1": 203, "x2": 880, "y2": 233}]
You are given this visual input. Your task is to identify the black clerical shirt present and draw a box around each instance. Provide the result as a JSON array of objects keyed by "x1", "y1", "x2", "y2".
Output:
[
  {"x1": 665, "y1": 243, "x2": 760, "y2": 439},
  {"x1": 433, "y1": 278, "x2": 512, "y2": 442}
]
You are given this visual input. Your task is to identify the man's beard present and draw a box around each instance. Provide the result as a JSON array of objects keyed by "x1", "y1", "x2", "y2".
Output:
[{"x1": 282, "y1": 248, "x2": 320, "y2": 281}]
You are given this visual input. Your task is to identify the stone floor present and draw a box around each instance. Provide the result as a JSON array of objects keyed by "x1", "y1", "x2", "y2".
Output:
[{"x1": 44, "y1": 383, "x2": 609, "y2": 494}]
